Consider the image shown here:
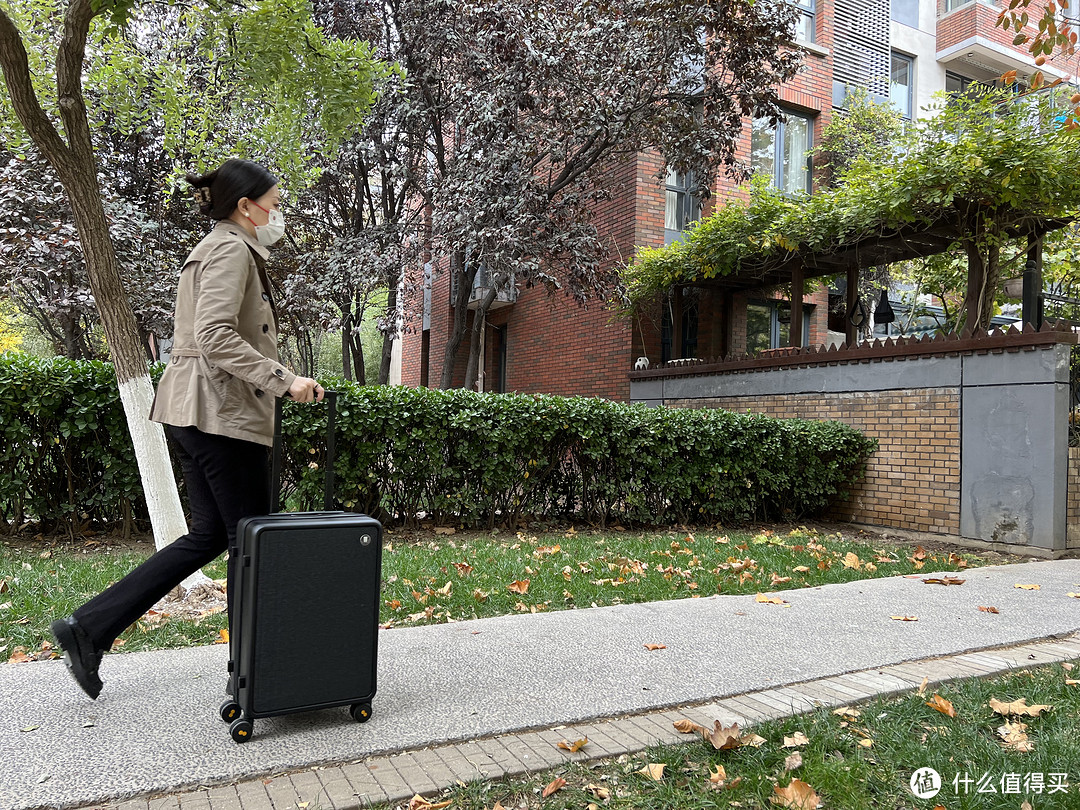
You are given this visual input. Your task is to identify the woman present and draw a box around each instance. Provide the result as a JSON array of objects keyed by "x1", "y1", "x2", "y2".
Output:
[{"x1": 51, "y1": 159, "x2": 322, "y2": 700}]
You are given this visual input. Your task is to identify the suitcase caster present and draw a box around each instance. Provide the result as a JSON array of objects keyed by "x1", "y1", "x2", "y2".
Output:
[
  {"x1": 219, "y1": 699, "x2": 241, "y2": 723},
  {"x1": 350, "y1": 703, "x2": 373, "y2": 723},
  {"x1": 229, "y1": 717, "x2": 253, "y2": 743}
]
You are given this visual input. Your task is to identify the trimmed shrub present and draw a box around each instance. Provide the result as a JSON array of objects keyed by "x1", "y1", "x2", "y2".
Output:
[{"x1": 0, "y1": 355, "x2": 876, "y2": 531}]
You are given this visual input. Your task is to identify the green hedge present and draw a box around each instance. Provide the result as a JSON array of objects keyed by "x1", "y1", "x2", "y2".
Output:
[{"x1": 0, "y1": 354, "x2": 876, "y2": 531}]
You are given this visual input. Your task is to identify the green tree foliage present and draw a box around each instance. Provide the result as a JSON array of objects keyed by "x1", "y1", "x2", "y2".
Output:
[
  {"x1": 623, "y1": 89, "x2": 1080, "y2": 333},
  {"x1": 812, "y1": 86, "x2": 905, "y2": 188}
]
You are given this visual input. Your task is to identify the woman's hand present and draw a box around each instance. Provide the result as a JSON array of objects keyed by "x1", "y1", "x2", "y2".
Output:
[{"x1": 287, "y1": 376, "x2": 324, "y2": 403}]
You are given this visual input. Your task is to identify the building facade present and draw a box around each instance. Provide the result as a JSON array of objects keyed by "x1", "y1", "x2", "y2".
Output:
[{"x1": 399, "y1": 0, "x2": 1077, "y2": 400}]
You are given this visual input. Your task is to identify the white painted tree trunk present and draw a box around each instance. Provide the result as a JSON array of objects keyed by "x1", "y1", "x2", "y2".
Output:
[{"x1": 118, "y1": 374, "x2": 209, "y2": 590}]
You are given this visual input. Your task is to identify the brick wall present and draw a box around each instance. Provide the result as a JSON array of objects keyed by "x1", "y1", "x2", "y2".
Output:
[
  {"x1": 669, "y1": 389, "x2": 962, "y2": 535},
  {"x1": 1069, "y1": 445, "x2": 1080, "y2": 549}
]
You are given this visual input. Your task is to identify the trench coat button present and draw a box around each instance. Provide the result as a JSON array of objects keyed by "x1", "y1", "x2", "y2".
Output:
[
  {"x1": 262, "y1": 324, "x2": 269, "y2": 333},
  {"x1": 275, "y1": 369, "x2": 285, "y2": 378},
  {"x1": 255, "y1": 389, "x2": 264, "y2": 398}
]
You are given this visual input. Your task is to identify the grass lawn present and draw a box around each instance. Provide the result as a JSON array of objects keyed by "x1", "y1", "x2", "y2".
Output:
[
  {"x1": 415, "y1": 660, "x2": 1080, "y2": 810},
  {"x1": 2, "y1": 525, "x2": 990, "y2": 662}
]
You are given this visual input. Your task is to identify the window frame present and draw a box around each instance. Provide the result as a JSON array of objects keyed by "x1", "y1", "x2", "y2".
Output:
[
  {"x1": 890, "y1": 51, "x2": 915, "y2": 120},
  {"x1": 751, "y1": 109, "x2": 815, "y2": 196},
  {"x1": 791, "y1": 0, "x2": 816, "y2": 43},
  {"x1": 664, "y1": 168, "x2": 701, "y2": 246},
  {"x1": 746, "y1": 300, "x2": 812, "y2": 353}
]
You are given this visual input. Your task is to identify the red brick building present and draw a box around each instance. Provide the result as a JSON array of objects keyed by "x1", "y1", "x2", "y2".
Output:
[{"x1": 399, "y1": 0, "x2": 1076, "y2": 400}]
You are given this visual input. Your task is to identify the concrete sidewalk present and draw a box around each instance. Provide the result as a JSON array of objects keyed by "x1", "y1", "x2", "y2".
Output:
[{"x1": 2, "y1": 559, "x2": 1078, "y2": 810}]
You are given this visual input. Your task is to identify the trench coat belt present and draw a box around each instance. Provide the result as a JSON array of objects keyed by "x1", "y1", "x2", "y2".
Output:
[{"x1": 169, "y1": 348, "x2": 202, "y2": 358}]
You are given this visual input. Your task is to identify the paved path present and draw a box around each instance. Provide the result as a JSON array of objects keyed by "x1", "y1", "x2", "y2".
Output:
[{"x1": 1, "y1": 559, "x2": 1078, "y2": 810}]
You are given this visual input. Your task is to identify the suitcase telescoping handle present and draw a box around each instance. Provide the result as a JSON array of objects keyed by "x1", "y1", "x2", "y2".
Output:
[{"x1": 270, "y1": 390, "x2": 338, "y2": 513}]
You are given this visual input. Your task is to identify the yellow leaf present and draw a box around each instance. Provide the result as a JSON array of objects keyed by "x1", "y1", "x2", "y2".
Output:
[
  {"x1": 997, "y1": 720, "x2": 1035, "y2": 751},
  {"x1": 541, "y1": 777, "x2": 566, "y2": 797},
  {"x1": 921, "y1": 576, "x2": 965, "y2": 585},
  {"x1": 435, "y1": 581, "x2": 452, "y2": 596},
  {"x1": 978, "y1": 605, "x2": 1000, "y2": 613},
  {"x1": 557, "y1": 737, "x2": 588, "y2": 752},
  {"x1": 926, "y1": 694, "x2": 957, "y2": 718},
  {"x1": 673, "y1": 718, "x2": 707, "y2": 735},
  {"x1": 1014, "y1": 583, "x2": 1041, "y2": 590},
  {"x1": 1067, "y1": 592, "x2": 1080, "y2": 598},
  {"x1": 215, "y1": 629, "x2": 229, "y2": 644},
  {"x1": 917, "y1": 677, "x2": 929, "y2": 695},
  {"x1": 755, "y1": 592, "x2": 789, "y2": 605},
  {"x1": 771, "y1": 778, "x2": 820, "y2": 809},
  {"x1": 890, "y1": 615, "x2": 919, "y2": 622},
  {"x1": 471, "y1": 588, "x2": 489, "y2": 602},
  {"x1": 638, "y1": 763, "x2": 666, "y2": 781},
  {"x1": 833, "y1": 706, "x2": 862, "y2": 721},
  {"x1": 792, "y1": 566, "x2": 811, "y2": 573},
  {"x1": 989, "y1": 697, "x2": 1052, "y2": 717},
  {"x1": 858, "y1": 738, "x2": 874, "y2": 748},
  {"x1": 843, "y1": 552, "x2": 861, "y2": 570},
  {"x1": 507, "y1": 579, "x2": 530, "y2": 595},
  {"x1": 643, "y1": 643, "x2": 667, "y2": 651},
  {"x1": 782, "y1": 731, "x2": 809, "y2": 748},
  {"x1": 709, "y1": 764, "x2": 727, "y2": 784}
]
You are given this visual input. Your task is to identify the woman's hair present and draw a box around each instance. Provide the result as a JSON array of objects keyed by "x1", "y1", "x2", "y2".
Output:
[{"x1": 186, "y1": 159, "x2": 279, "y2": 220}]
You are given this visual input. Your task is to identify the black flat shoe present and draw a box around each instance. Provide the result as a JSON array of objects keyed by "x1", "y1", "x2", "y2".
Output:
[{"x1": 50, "y1": 617, "x2": 103, "y2": 700}]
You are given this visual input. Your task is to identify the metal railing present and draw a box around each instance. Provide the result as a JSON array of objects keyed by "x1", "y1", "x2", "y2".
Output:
[{"x1": 1071, "y1": 343, "x2": 1080, "y2": 447}]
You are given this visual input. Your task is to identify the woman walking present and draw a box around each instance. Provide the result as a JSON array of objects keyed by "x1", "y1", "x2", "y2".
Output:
[{"x1": 51, "y1": 159, "x2": 322, "y2": 699}]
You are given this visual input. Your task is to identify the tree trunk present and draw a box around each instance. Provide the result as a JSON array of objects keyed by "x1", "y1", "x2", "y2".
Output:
[
  {"x1": 465, "y1": 285, "x2": 498, "y2": 391},
  {"x1": 378, "y1": 285, "x2": 398, "y2": 385},
  {"x1": 0, "y1": 2, "x2": 204, "y2": 588},
  {"x1": 341, "y1": 319, "x2": 354, "y2": 381},
  {"x1": 351, "y1": 328, "x2": 366, "y2": 385},
  {"x1": 439, "y1": 249, "x2": 474, "y2": 388}
]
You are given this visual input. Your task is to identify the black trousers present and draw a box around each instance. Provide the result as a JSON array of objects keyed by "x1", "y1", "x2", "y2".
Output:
[{"x1": 73, "y1": 426, "x2": 270, "y2": 651}]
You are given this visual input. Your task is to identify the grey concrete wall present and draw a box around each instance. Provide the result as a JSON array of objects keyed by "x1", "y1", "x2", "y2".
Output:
[{"x1": 630, "y1": 344, "x2": 1072, "y2": 554}]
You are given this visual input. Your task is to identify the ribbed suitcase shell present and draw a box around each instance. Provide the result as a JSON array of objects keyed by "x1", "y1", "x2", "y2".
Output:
[{"x1": 232, "y1": 511, "x2": 382, "y2": 720}]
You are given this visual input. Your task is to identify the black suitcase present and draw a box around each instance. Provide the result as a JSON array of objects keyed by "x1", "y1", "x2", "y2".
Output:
[{"x1": 220, "y1": 392, "x2": 383, "y2": 743}]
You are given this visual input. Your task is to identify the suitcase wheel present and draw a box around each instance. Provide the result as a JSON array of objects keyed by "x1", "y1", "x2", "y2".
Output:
[
  {"x1": 350, "y1": 703, "x2": 373, "y2": 723},
  {"x1": 219, "y1": 699, "x2": 241, "y2": 723},
  {"x1": 229, "y1": 718, "x2": 253, "y2": 743}
]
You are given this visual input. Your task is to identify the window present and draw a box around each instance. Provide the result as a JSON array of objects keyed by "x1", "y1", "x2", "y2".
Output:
[
  {"x1": 788, "y1": 0, "x2": 815, "y2": 43},
  {"x1": 746, "y1": 301, "x2": 811, "y2": 353},
  {"x1": 945, "y1": 71, "x2": 975, "y2": 96},
  {"x1": 943, "y1": 0, "x2": 995, "y2": 12},
  {"x1": 890, "y1": 53, "x2": 914, "y2": 119},
  {"x1": 751, "y1": 111, "x2": 814, "y2": 195},
  {"x1": 660, "y1": 289, "x2": 699, "y2": 362},
  {"x1": 891, "y1": 0, "x2": 918, "y2": 27},
  {"x1": 664, "y1": 169, "x2": 700, "y2": 245}
]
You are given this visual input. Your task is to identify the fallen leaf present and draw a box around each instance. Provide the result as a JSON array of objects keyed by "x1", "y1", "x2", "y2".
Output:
[
  {"x1": 782, "y1": 731, "x2": 809, "y2": 748},
  {"x1": 843, "y1": 552, "x2": 861, "y2": 570},
  {"x1": 709, "y1": 764, "x2": 728, "y2": 783},
  {"x1": 1067, "y1": 592, "x2": 1080, "y2": 598},
  {"x1": 706, "y1": 720, "x2": 744, "y2": 750},
  {"x1": 771, "y1": 778, "x2": 820, "y2": 809},
  {"x1": 214, "y1": 629, "x2": 229, "y2": 645},
  {"x1": 406, "y1": 796, "x2": 451, "y2": 810},
  {"x1": 989, "y1": 697, "x2": 1052, "y2": 717},
  {"x1": 858, "y1": 738, "x2": 874, "y2": 748},
  {"x1": 20, "y1": 725, "x2": 39, "y2": 732},
  {"x1": 922, "y1": 576, "x2": 965, "y2": 585},
  {"x1": 890, "y1": 615, "x2": 919, "y2": 621},
  {"x1": 911, "y1": 546, "x2": 927, "y2": 561},
  {"x1": 7, "y1": 649, "x2": 30, "y2": 664},
  {"x1": 755, "y1": 592, "x2": 789, "y2": 605},
  {"x1": 833, "y1": 706, "x2": 861, "y2": 721},
  {"x1": 997, "y1": 720, "x2": 1035, "y2": 752},
  {"x1": 557, "y1": 737, "x2": 588, "y2": 752},
  {"x1": 1064, "y1": 663, "x2": 1076, "y2": 671},
  {"x1": 917, "y1": 677, "x2": 929, "y2": 695},
  {"x1": 1065, "y1": 678, "x2": 1079, "y2": 686},
  {"x1": 0, "y1": 578, "x2": 7, "y2": 593},
  {"x1": 673, "y1": 718, "x2": 707, "y2": 735},
  {"x1": 584, "y1": 783, "x2": 610, "y2": 800},
  {"x1": 451, "y1": 562, "x2": 473, "y2": 577},
  {"x1": 977, "y1": 605, "x2": 1000, "y2": 614},
  {"x1": 435, "y1": 581, "x2": 453, "y2": 596},
  {"x1": 1014, "y1": 583, "x2": 1040, "y2": 590},
  {"x1": 792, "y1": 566, "x2": 811, "y2": 573},
  {"x1": 541, "y1": 777, "x2": 567, "y2": 797},
  {"x1": 643, "y1": 643, "x2": 667, "y2": 651},
  {"x1": 507, "y1": 579, "x2": 530, "y2": 595},
  {"x1": 770, "y1": 573, "x2": 792, "y2": 585},
  {"x1": 784, "y1": 752, "x2": 803, "y2": 771},
  {"x1": 638, "y1": 763, "x2": 666, "y2": 781},
  {"x1": 472, "y1": 588, "x2": 489, "y2": 602},
  {"x1": 926, "y1": 694, "x2": 957, "y2": 718},
  {"x1": 386, "y1": 599, "x2": 402, "y2": 610}
]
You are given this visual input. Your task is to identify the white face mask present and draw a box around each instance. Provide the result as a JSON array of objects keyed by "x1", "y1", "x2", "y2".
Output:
[{"x1": 253, "y1": 206, "x2": 286, "y2": 246}]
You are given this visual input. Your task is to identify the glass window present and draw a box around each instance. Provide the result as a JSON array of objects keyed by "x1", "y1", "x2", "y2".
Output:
[
  {"x1": 890, "y1": 53, "x2": 914, "y2": 119},
  {"x1": 789, "y1": 0, "x2": 815, "y2": 43},
  {"x1": 664, "y1": 168, "x2": 700, "y2": 245},
  {"x1": 746, "y1": 301, "x2": 812, "y2": 352},
  {"x1": 752, "y1": 111, "x2": 814, "y2": 195},
  {"x1": 891, "y1": 0, "x2": 918, "y2": 27}
]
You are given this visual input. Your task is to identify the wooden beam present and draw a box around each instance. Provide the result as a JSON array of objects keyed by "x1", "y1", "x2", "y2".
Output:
[{"x1": 845, "y1": 264, "x2": 859, "y2": 347}]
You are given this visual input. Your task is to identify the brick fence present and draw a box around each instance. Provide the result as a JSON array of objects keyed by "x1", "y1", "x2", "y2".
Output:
[{"x1": 630, "y1": 325, "x2": 1078, "y2": 556}]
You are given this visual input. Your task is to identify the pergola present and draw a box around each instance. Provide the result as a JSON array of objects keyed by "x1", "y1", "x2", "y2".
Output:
[{"x1": 668, "y1": 208, "x2": 1075, "y2": 354}]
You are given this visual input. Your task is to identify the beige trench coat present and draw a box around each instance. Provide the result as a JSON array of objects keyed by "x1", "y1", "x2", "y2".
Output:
[{"x1": 150, "y1": 221, "x2": 296, "y2": 446}]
